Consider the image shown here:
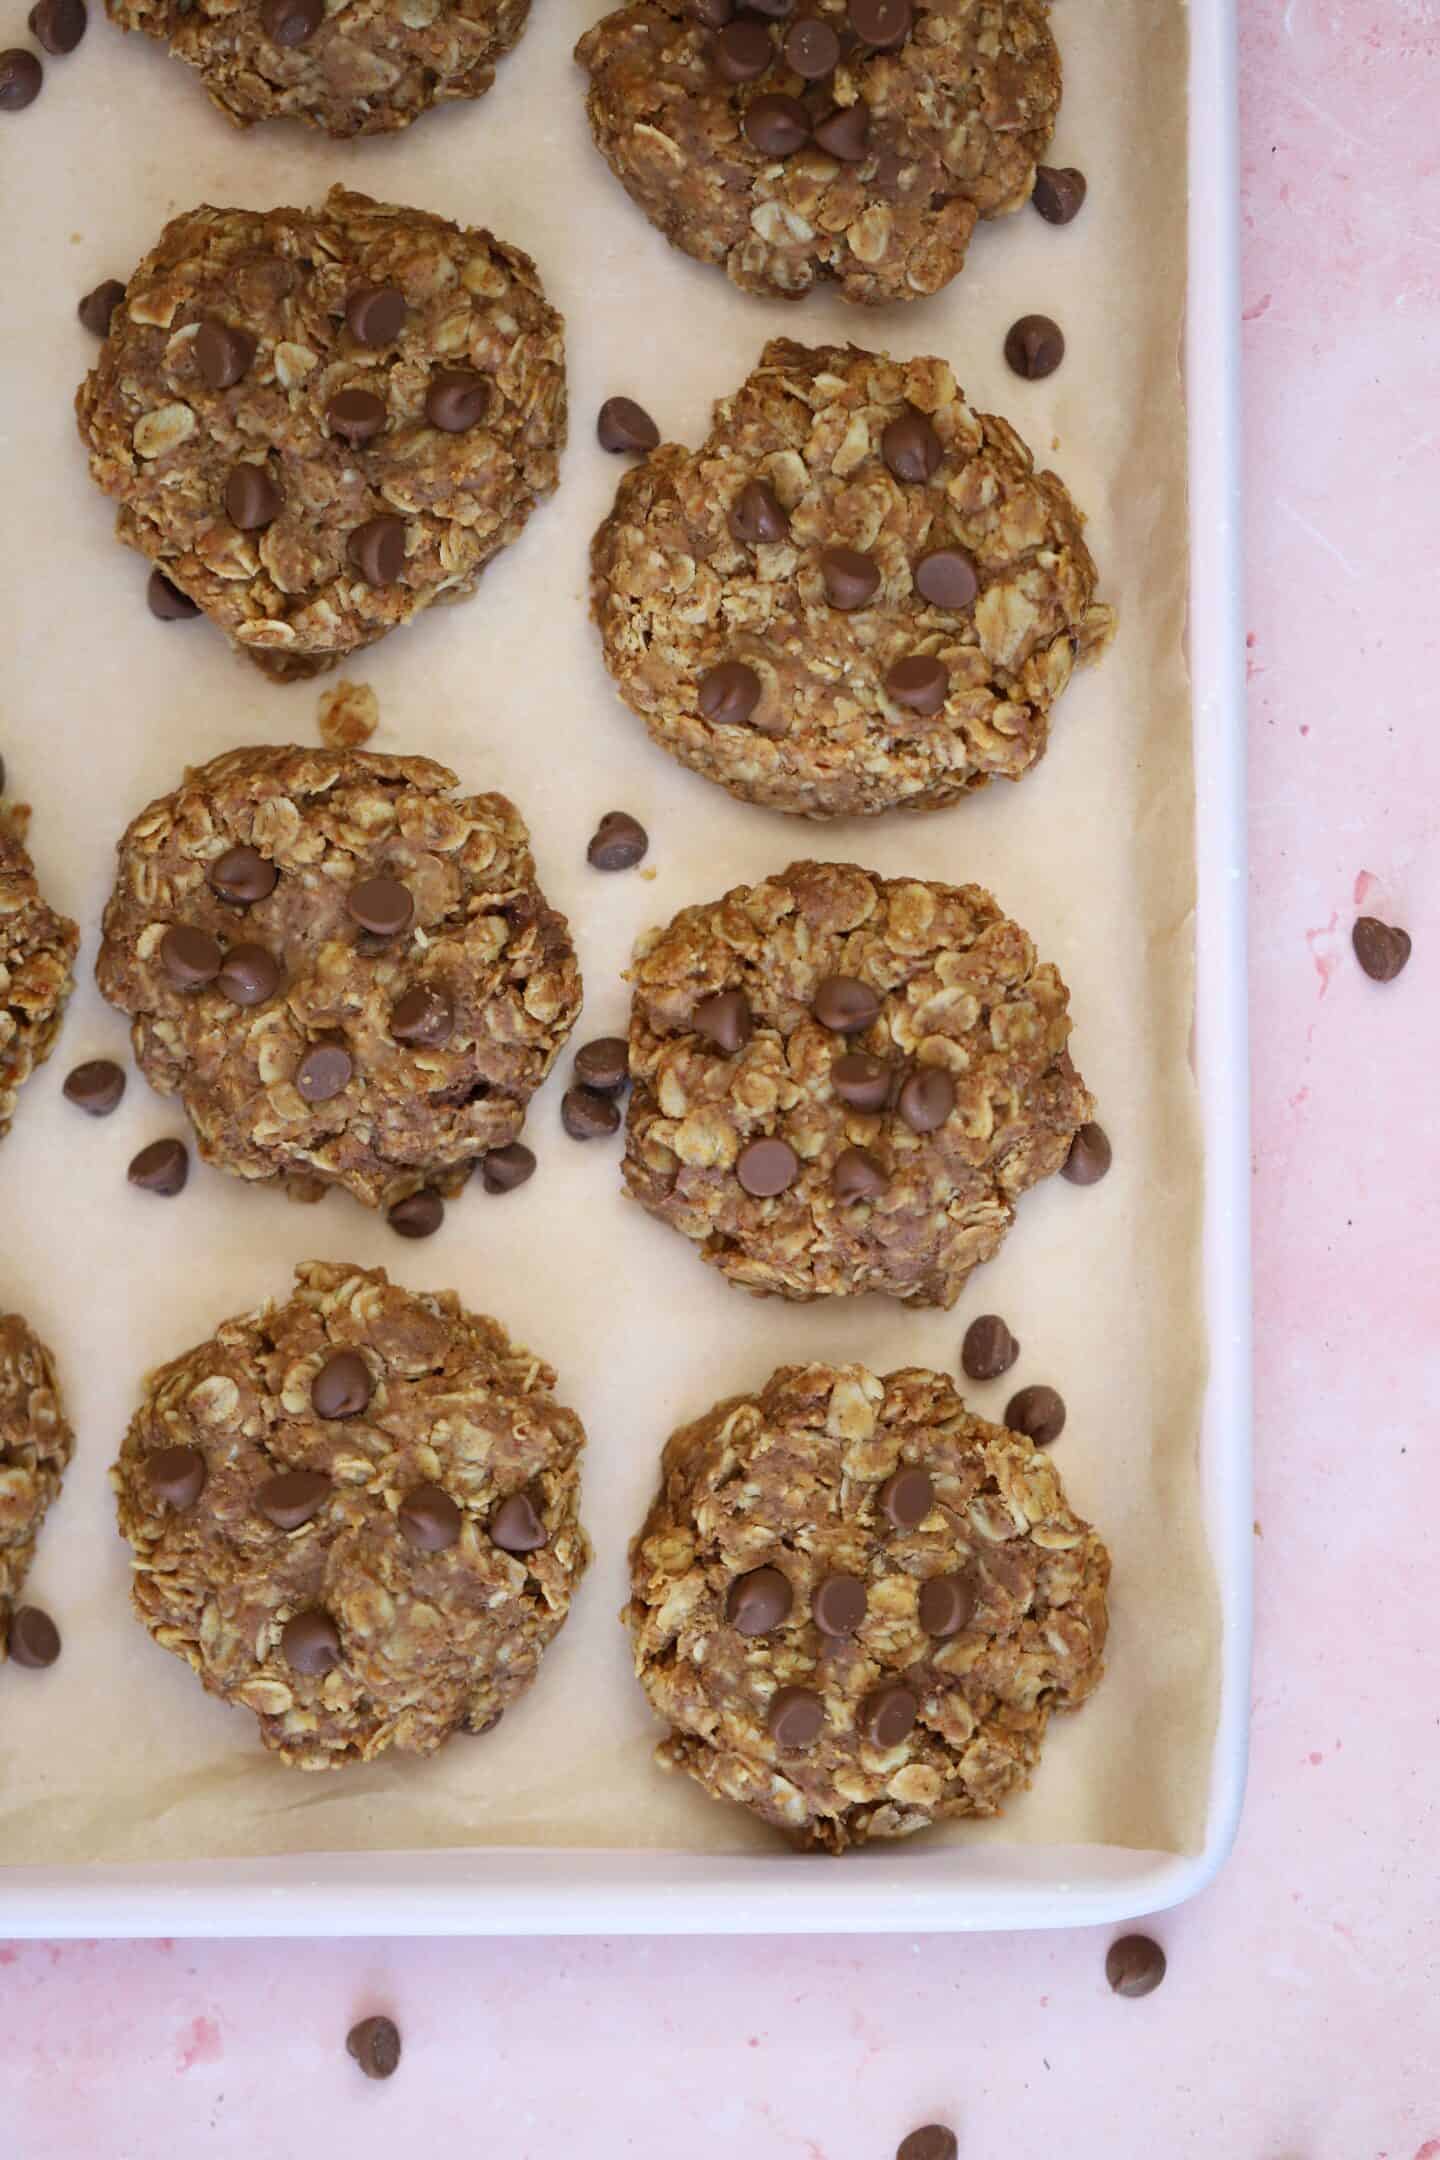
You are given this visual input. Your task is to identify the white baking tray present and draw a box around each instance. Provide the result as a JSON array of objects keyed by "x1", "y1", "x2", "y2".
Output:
[{"x1": 0, "y1": 0, "x2": 1248, "y2": 1935}]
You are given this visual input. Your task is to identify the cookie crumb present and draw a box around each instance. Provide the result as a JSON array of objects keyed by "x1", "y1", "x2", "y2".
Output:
[{"x1": 317, "y1": 678, "x2": 379, "y2": 749}]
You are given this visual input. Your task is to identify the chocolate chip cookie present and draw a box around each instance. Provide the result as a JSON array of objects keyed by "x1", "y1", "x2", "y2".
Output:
[
  {"x1": 0, "y1": 1313, "x2": 74, "y2": 1660},
  {"x1": 107, "y1": 0, "x2": 531, "y2": 137},
  {"x1": 96, "y1": 745, "x2": 582, "y2": 1210},
  {"x1": 628, "y1": 1360, "x2": 1108, "y2": 1848},
  {"x1": 576, "y1": 0, "x2": 1060, "y2": 304},
  {"x1": 76, "y1": 187, "x2": 565, "y2": 681},
  {"x1": 591, "y1": 339, "x2": 1112, "y2": 817},
  {"x1": 624, "y1": 860, "x2": 1092, "y2": 1304},
  {"x1": 113, "y1": 1261, "x2": 590, "y2": 1768},
  {"x1": 0, "y1": 799, "x2": 78, "y2": 1146}
]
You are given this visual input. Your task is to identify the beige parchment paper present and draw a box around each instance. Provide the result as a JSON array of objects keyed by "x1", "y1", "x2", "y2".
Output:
[{"x1": 0, "y1": 0, "x2": 1213, "y2": 1869}]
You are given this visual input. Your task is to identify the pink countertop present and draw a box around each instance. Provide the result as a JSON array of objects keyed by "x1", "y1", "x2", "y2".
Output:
[{"x1": 5, "y1": 3, "x2": 1437, "y2": 2152}]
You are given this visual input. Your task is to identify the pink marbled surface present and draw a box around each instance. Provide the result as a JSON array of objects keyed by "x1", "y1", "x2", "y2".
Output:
[{"x1": 4, "y1": 2, "x2": 1438, "y2": 2152}]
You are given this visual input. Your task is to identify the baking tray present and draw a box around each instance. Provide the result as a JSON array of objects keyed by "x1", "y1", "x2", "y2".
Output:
[{"x1": 0, "y1": 0, "x2": 1248, "y2": 1933}]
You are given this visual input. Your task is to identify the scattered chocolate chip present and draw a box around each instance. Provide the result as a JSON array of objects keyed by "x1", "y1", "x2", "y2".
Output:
[
  {"x1": 399, "y1": 1482, "x2": 462, "y2": 1551},
  {"x1": 295, "y1": 1041, "x2": 353, "y2": 1104},
  {"x1": 832, "y1": 1145, "x2": 887, "y2": 1200},
  {"x1": 388, "y1": 1189, "x2": 444, "y2": 1239},
  {"x1": 813, "y1": 1573, "x2": 867, "y2": 1636},
  {"x1": 574, "y1": 1037, "x2": 629, "y2": 1092},
  {"x1": 848, "y1": 0, "x2": 908, "y2": 43},
  {"x1": 389, "y1": 985, "x2": 453, "y2": 1046},
  {"x1": 282, "y1": 1609, "x2": 342, "y2": 1674},
  {"x1": 1004, "y1": 1383, "x2": 1066, "y2": 1446},
  {"x1": 961, "y1": 1313, "x2": 1019, "y2": 1382},
  {"x1": 896, "y1": 2127, "x2": 958, "y2": 2160},
  {"x1": 689, "y1": 0, "x2": 731, "y2": 24},
  {"x1": 745, "y1": 90, "x2": 811, "y2": 155},
  {"x1": 327, "y1": 387, "x2": 387, "y2": 445},
  {"x1": 145, "y1": 1444, "x2": 206, "y2": 1508},
  {"x1": 587, "y1": 810, "x2": 648, "y2": 870},
  {"x1": 1032, "y1": 164, "x2": 1087, "y2": 225},
  {"x1": 885, "y1": 655, "x2": 950, "y2": 714},
  {"x1": 147, "y1": 568, "x2": 199, "y2": 620},
  {"x1": 78, "y1": 277, "x2": 126, "y2": 336},
  {"x1": 746, "y1": 0, "x2": 792, "y2": 16},
  {"x1": 29, "y1": 0, "x2": 84, "y2": 56},
  {"x1": 345, "y1": 284, "x2": 407, "y2": 346},
  {"x1": 207, "y1": 846, "x2": 276, "y2": 906},
  {"x1": 195, "y1": 320, "x2": 257, "y2": 392},
  {"x1": 882, "y1": 406, "x2": 942, "y2": 483},
  {"x1": 784, "y1": 14, "x2": 839, "y2": 73},
  {"x1": 694, "y1": 989, "x2": 753, "y2": 1054},
  {"x1": 862, "y1": 1681, "x2": 916, "y2": 1747},
  {"x1": 729, "y1": 479, "x2": 789, "y2": 544},
  {"x1": 346, "y1": 2016, "x2": 401, "y2": 2081},
  {"x1": 736, "y1": 1135, "x2": 799, "y2": 1197},
  {"x1": 348, "y1": 515, "x2": 407, "y2": 587},
  {"x1": 1353, "y1": 915, "x2": 1411, "y2": 982},
  {"x1": 160, "y1": 923, "x2": 222, "y2": 990},
  {"x1": 1105, "y1": 1935, "x2": 1166, "y2": 1998},
  {"x1": 217, "y1": 942, "x2": 281, "y2": 1008},
  {"x1": 1004, "y1": 313, "x2": 1066, "y2": 380},
  {"x1": 714, "y1": 14, "x2": 772, "y2": 75},
  {"x1": 831, "y1": 1051, "x2": 891, "y2": 1111},
  {"x1": 820, "y1": 545, "x2": 880, "y2": 610},
  {"x1": 812, "y1": 975, "x2": 880, "y2": 1034},
  {"x1": 63, "y1": 1058, "x2": 126, "y2": 1116},
  {"x1": 490, "y1": 1490, "x2": 547, "y2": 1554},
  {"x1": 0, "y1": 49, "x2": 42, "y2": 109},
  {"x1": 597, "y1": 396, "x2": 660, "y2": 454},
  {"x1": 913, "y1": 547, "x2": 978, "y2": 610},
  {"x1": 479, "y1": 1143, "x2": 535, "y2": 1193},
  {"x1": 918, "y1": 1571, "x2": 974, "y2": 1639},
  {"x1": 1062, "y1": 1120, "x2": 1112, "y2": 1185},
  {"x1": 255, "y1": 1469, "x2": 330, "y2": 1530},
  {"x1": 7, "y1": 1605, "x2": 60, "y2": 1668},
  {"x1": 726, "y1": 1565, "x2": 793, "y2": 1635},
  {"x1": 347, "y1": 876, "x2": 414, "y2": 938},
  {"x1": 898, "y1": 1067, "x2": 955, "y2": 1133},
  {"x1": 562, "y1": 1084, "x2": 622, "y2": 1141},
  {"x1": 698, "y1": 659, "x2": 762, "y2": 728},
  {"x1": 311, "y1": 1349, "x2": 372, "y2": 1420},
  {"x1": 814, "y1": 100, "x2": 869, "y2": 160},
  {"x1": 128, "y1": 1138, "x2": 189, "y2": 1195},
  {"x1": 879, "y1": 1465, "x2": 932, "y2": 1529},
  {"x1": 225, "y1": 462, "x2": 282, "y2": 532},
  {"x1": 767, "y1": 1685, "x2": 825, "y2": 1749},
  {"x1": 261, "y1": 0, "x2": 321, "y2": 40},
  {"x1": 424, "y1": 369, "x2": 490, "y2": 433}
]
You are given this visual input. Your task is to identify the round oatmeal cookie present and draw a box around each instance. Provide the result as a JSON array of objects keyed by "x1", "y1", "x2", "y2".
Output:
[
  {"x1": 96, "y1": 744, "x2": 582, "y2": 1210},
  {"x1": 0, "y1": 800, "x2": 79, "y2": 1148},
  {"x1": 624, "y1": 860, "x2": 1092, "y2": 1305},
  {"x1": 76, "y1": 187, "x2": 566, "y2": 682},
  {"x1": 628, "y1": 1360, "x2": 1108, "y2": 1849},
  {"x1": 590, "y1": 339, "x2": 1113, "y2": 818},
  {"x1": 0, "y1": 1313, "x2": 74, "y2": 1658},
  {"x1": 576, "y1": 0, "x2": 1059, "y2": 304},
  {"x1": 113, "y1": 1261, "x2": 590, "y2": 1768},
  {"x1": 107, "y1": 0, "x2": 531, "y2": 138}
]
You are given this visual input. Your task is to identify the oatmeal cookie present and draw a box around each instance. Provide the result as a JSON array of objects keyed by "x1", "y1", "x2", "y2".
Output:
[
  {"x1": 624, "y1": 860, "x2": 1091, "y2": 1305},
  {"x1": 0, "y1": 799, "x2": 78, "y2": 1146},
  {"x1": 76, "y1": 187, "x2": 565, "y2": 682},
  {"x1": 577, "y1": 0, "x2": 1058, "y2": 305},
  {"x1": 96, "y1": 745, "x2": 582, "y2": 1210},
  {"x1": 107, "y1": 0, "x2": 531, "y2": 138},
  {"x1": 591, "y1": 339, "x2": 1112, "y2": 818},
  {"x1": 113, "y1": 1262, "x2": 589, "y2": 1768},
  {"x1": 0, "y1": 1315, "x2": 75, "y2": 1658},
  {"x1": 628, "y1": 1360, "x2": 1108, "y2": 1848}
]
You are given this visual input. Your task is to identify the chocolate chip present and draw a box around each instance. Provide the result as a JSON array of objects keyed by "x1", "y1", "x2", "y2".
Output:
[
  {"x1": 78, "y1": 277, "x2": 125, "y2": 336},
  {"x1": 831, "y1": 1051, "x2": 891, "y2": 1111},
  {"x1": 465, "y1": 1710, "x2": 503, "y2": 1737},
  {"x1": 1105, "y1": 1935, "x2": 1166, "y2": 1998},
  {"x1": 689, "y1": 0, "x2": 731, "y2": 23},
  {"x1": 1032, "y1": 164, "x2": 1087, "y2": 224},
  {"x1": 399, "y1": 1482, "x2": 462, "y2": 1551},
  {"x1": 389, "y1": 985, "x2": 453, "y2": 1046},
  {"x1": 746, "y1": 0, "x2": 792, "y2": 16},
  {"x1": 348, "y1": 515, "x2": 406, "y2": 587},
  {"x1": 694, "y1": 989, "x2": 753, "y2": 1054},
  {"x1": 327, "y1": 387, "x2": 387, "y2": 445},
  {"x1": 208, "y1": 846, "x2": 276, "y2": 906},
  {"x1": 736, "y1": 1136, "x2": 799, "y2": 1197},
  {"x1": 744, "y1": 91, "x2": 811, "y2": 154},
  {"x1": 918, "y1": 1572, "x2": 974, "y2": 1639},
  {"x1": 425, "y1": 370, "x2": 490, "y2": 433},
  {"x1": 128, "y1": 1138, "x2": 188, "y2": 1195},
  {"x1": 1353, "y1": 915, "x2": 1412, "y2": 982},
  {"x1": 862, "y1": 1682, "x2": 916, "y2": 1747},
  {"x1": 255, "y1": 1469, "x2": 330, "y2": 1530},
  {"x1": 29, "y1": 0, "x2": 84, "y2": 53},
  {"x1": 195, "y1": 320, "x2": 256, "y2": 392},
  {"x1": 698, "y1": 660, "x2": 762, "y2": 728},
  {"x1": 147, "y1": 569, "x2": 199, "y2": 620},
  {"x1": 961, "y1": 1313, "x2": 1020, "y2": 1381},
  {"x1": 562, "y1": 1084, "x2": 621, "y2": 1140},
  {"x1": 296, "y1": 1041, "x2": 353, "y2": 1104},
  {"x1": 879, "y1": 1465, "x2": 931, "y2": 1529},
  {"x1": 729, "y1": 479, "x2": 789, "y2": 544},
  {"x1": 311, "y1": 1349, "x2": 372, "y2": 1420},
  {"x1": 885, "y1": 655, "x2": 949, "y2": 714},
  {"x1": 479, "y1": 1143, "x2": 535, "y2": 1193},
  {"x1": 814, "y1": 100, "x2": 869, "y2": 160},
  {"x1": 597, "y1": 396, "x2": 660, "y2": 453},
  {"x1": 726, "y1": 1565, "x2": 792, "y2": 1635},
  {"x1": 347, "y1": 876, "x2": 414, "y2": 938},
  {"x1": 783, "y1": 15, "x2": 839, "y2": 73},
  {"x1": 714, "y1": 15, "x2": 772, "y2": 76},
  {"x1": 217, "y1": 942, "x2": 281, "y2": 1008},
  {"x1": 261, "y1": 0, "x2": 321, "y2": 39},
  {"x1": 388, "y1": 1189, "x2": 444, "y2": 1239},
  {"x1": 161, "y1": 923, "x2": 222, "y2": 989},
  {"x1": 145, "y1": 1444, "x2": 206, "y2": 1508},
  {"x1": 1004, "y1": 1384, "x2": 1066, "y2": 1446},
  {"x1": 913, "y1": 547, "x2": 978, "y2": 610},
  {"x1": 490, "y1": 1490, "x2": 547, "y2": 1554},
  {"x1": 8, "y1": 1605, "x2": 60, "y2": 1668},
  {"x1": 896, "y1": 2127, "x2": 958, "y2": 2160},
  {"x1": 574, "y1": 1037, "x2": 629, "y2": 1092},
  {"x1": 225, "y1": 463, "x2": 282, "y2": 532},
  {"x1": 1062, "y1": 1120, "x2": 1112, "y2": 1185},
  {"x1": 848, "y1": 0, "x2": 908, "y2": 44},
  {"x1": 1004, "y1": 313, "x2": 1066, "y2": 380},
  {"x1": 345, "y1": 285, "x2": 407, "y2": 346},
  {"x1": 282, "y1": 1609, "x2": 342, "y2": 1674},
  {"x1": 0, "y1": 50, "x2": 42, "y2": 108},
  {"x1": 812, "y1": 975, "x2": 879, "y2": 1034},
  {"x1": 898, "y1": 1067, "x2": 954, "y2": 1133},
  {"x1": 833, "y1": 1145, "x2": 887, "y2": 1200},
  {"x1": 767, "y1": 1685, "x2": 825, "y2": 1749},
  {"x1": 587, "y1": 810, "x2": 648, "y2": 870},
  {"x1": 820, "y1": 545, "x2": 880, "y2": 610},
  {"x1": 882, "y1": 406, "x2": 942, "y2": 483},
  {"x1": 63, "y1": 1058, "x2": 125, "y2": 1116},
  {"x1": 346, "y1": 2016, "x2": 402, "y2": 2081},
  {"x1": 812, "y1": 1573, "x2": 867, "y2": 1636}
]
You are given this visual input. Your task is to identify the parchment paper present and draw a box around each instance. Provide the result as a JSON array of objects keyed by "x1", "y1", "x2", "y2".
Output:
[{"x1": 0, "y1": 0, "x2": 1212, "y2": 1869}]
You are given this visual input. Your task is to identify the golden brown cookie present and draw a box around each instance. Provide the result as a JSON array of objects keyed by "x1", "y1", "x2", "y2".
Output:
[
  {"x1": 0, "y1": 797, "x2": 78, "y2": 1146},
  {"x1": 0, "y1": 1313, "x2": 74, "y2": 1660}
]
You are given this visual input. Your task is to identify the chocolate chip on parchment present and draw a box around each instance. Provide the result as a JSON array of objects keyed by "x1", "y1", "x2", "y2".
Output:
[
  {"x1": 813, "y1": 100, "x2": 869, "y2": 160},
  {"x1": 399, "y1": 1483, "x2": 462, "y2": 1551},
  {"x1": 784, "y1": 15, "x2": 840, "y2": 74},
  {"x1": 195, "y1": 320, "x2": 257, "y2": 391},
  {"x1": 848, "y1": 0, "x2": 909, "y2": 44},
  {"x1": 913, "y1": 547, "x2": 978, "y2": 610},
  {"x1": 478, "y1": 1142, "x2": 535, "y2": 1193},
  {"x1": 879, "y1": 1465, "x2": 932, "y2": 1529},
  {"x1": 1004, "y1": 313, "x2": 1066, "y2": 380},
  {"x1": 820, "y1": 545, "x2": 880, "y2": 610},
  {"x1": 78, "y1": 277, "x2": 125, "y2": 336},
  {"x1": 348, "y1": 515, "x2": 407, "y2": 587},
  {"x1": 128, "y1": 1138, "x2": 189, "y2": 1195},
  {"x1": 699, "y1": 660, "x2": 762, "y2": 728},
  {"x1": 1032, "y1": 164, "x2": 1087, "y2": 224},
  {"x1": 261, "y1": 0, "x2": 321, "y2": 41},
  {"x1": 389, "y1": 985, "x2": 452, "y2": 1046},
  {"x1": 1004, "y1": 1383, "x2": 1066, "y2": 1446},
  {"x1": 346, "y1": 2016, "x2": 402, "y2": 2081},
  {"x1": 597, "y1": 396, "x2": 660, "y2": 454},
  {"x1": 347, "y1": 877, "x2": 414, "y2": 938},
  {"x1": 898, "y1": 1067, "x2": 955, "y2": 1133},
  {"x1": 862, "y1": 1682, "x2": 916, "y2": 1747},
  {"x1": 767, "y1": 1685, "x2": 825, "y2": 1749},
  {"x1": 345, "y1": 284, "x2": 407, "y2": 346},
  {"x1": 29, "y1": 0, "x2": 84, "y2": 55},
  {"x1": 561, "y1": 1084, "x2": 621, "y2": 1141},
  {"x1": 744, "y1": 91, "x2": 811, "y2": 155},
  {"x1": 145, "y1": 1444, "x2": 206, "y2": 1508},
  {"x1": 918, "y1": 1572, "x2": 974, "y2": 1639},
  {"x1": 730, "y1": 479, "x2": 789, "y2": 544},
  {"x1": 160, "y1": 923, "x2": 222, "y2": 990},
  {"x1": 694, "y1": 988, "x2": 753, "y2": 1054},
  {"x1": 885, "y1": 655, "x2": 950, "y2": 714},
  {"x1": 282, "y1": 1609, "x2": 342, "y2": 1674},
  {"x1": 812, "y1": 975, "x2": 879, "y2": 1033},
  {"x1": 326, "y1": 387, "x2": 387, "y2": 445},
  {"x1": 1352, "y1": 915, "x2": 1412, "y2": 982},
  {"x1": 1062, "y1": 1120, "x2": 1112, "y2": 1185},
  {"x1": 207, "y1": 846, "x2": 276, "y2": 906},
  {"x1": 961, "y1": 1313, "x2": 1019, "y2": 1382},
  {"x1": 574, "y1": 1037, "x2": 629, "y2": 1092},
  {"x1": 831, "y1": 1051, "x2": 891, "y2": 1111},
  {"x1": 425, "y1": 370, "x2": 489, "y2": 433},
  {"x1": 832, "y1": 1145, "x2": 888, "y2": 1200},
  {"x1": 726, "y1": 1565, "x2": 792, "y2": 1635},
  {"x1": 147, "y1": 569, "x2": 199, "y2": 620},
  {"x1": 255, "y1": 1469, "x2": 330, "y2": 1530},
  {"x1": 813, "y1": 1573, "x2": 867, "y2": 1637},
  {"x1": 1105, "y1": 1935, "x2": 1167, "y2": 1998},
  {"x1": 63, "y1": 1058, "x2": 126, "y2": 1116},
  {"x1": 388, "y1": 1189, "x2": 444, "y2": 1239},
  {"x1": 896, "y1": 2127, "x2": 958, "y2": 2160},
  {"x1": 881, "y1": 407, "x2": 942, "y2": 483},
  {"x1": 295, "y1": 1041, "x2": 353, "y2": 1104},
  {"x1": 490, "y1": 1490, "x2": 547, "y2": 1554},
  {"x1": 736, "y1": 1135, "x2": 799, "y2": 1196},
  {"x1": 714, "y1": 15, "x2": 772, "y2": 80},
  {"x1": 217, "y1": 943, "x2": 281, "y2": 1008},
  {"x1": 311, "y1": 1349, "x2": 372, "y2": 1421},
  {"x1": 587, "y1": 810, "x2": 648, "y2": 870},
  {"x1": 225, "y1": 463, "x2": 282, "y2": 532},
  {"x1": 0, "y1": 50, "x2": 42, "y2": 109},
  {"x1": 7, "y1": 1605, "x2": 60, "y2": 1668}
]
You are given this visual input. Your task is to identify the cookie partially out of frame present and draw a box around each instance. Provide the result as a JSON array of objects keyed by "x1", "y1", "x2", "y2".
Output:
[
  {"x1": 628, "y1": 1360, "x2": 1108, "y2": 1849},
  {"x1": 0, "y1": 799, "x2": 78, "y2": 1147},
  {"x1": 0, "y1": 1314, "x2": 75, "y2": 1658},
  {"x1": 113, "y1": 1262, "x2": 590, "y2": 1768}
]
